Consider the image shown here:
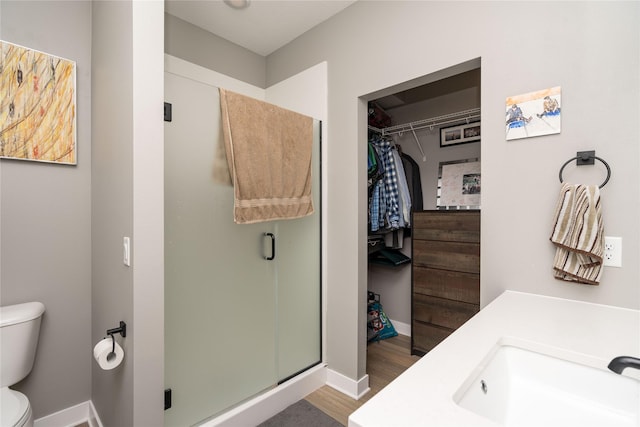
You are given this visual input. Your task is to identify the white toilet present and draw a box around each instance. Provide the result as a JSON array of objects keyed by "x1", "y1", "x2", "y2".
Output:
[{"x1": 0, "y1": 302, "x2": 45, "y2": 427}]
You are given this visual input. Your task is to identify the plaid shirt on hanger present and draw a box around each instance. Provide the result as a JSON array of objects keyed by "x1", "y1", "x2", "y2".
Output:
[{"x1": 377, "y1": 139, "x2": 400, "y2": 229}]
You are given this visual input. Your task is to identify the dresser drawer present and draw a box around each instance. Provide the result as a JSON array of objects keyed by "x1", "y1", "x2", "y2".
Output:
[
  {"x1": 413, "y1": 266, "x2": 479, "y2": 304},
  {"x1": 412, "y1": 211, "x2": 480, "y2": 243},
  {"x1": 412, "y1": 321, "x2": 452, "y2": 354},
  {"x1": 413, "y1": 240, "x2": 480, "y2": 273},
  {"x1": 413, "y1": 294, "x2": 479, "y2": 330}
]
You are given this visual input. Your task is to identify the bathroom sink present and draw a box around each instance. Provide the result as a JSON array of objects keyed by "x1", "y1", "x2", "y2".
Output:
[{"x1": 454, "y1": 344, "x2": 640, "y2": 427}]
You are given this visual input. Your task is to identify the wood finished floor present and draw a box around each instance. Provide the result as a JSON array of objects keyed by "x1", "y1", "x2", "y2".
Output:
[{"x1": 304, "y1": 334, "x2": 421, "y2": 426}]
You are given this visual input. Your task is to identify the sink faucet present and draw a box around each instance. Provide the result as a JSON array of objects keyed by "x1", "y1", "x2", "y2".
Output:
[{"x1": 608, "y1": 356, "x2": 640, "y2": 374}]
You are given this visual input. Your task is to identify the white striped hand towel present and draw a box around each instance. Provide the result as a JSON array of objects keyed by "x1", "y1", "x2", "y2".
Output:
[{"x1": 550, "y1": 183, "x2": 604, "y2": 285}]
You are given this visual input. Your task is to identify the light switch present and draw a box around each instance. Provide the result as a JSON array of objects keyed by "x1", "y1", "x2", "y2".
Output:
[{"x1": 123, "y1": 237, "x2": 131, "y2": 267}]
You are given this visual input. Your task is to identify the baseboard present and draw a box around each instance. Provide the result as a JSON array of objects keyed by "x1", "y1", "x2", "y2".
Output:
[
  {"x1": 326, "y1": 368, "x2": 370, "y2": 400},
  {"x1": 389, "y1": 319, "x2": 410, "y2": 337},
  {"x1": 87, "y1": 401, "x2": 103, "y2": 427},
  {"x1": 34, "y1": 400, "x2": 103, "y2": 427},
  {"x1": 323, "y1": 323, "x2": 409, "y2": 401},
  {"x1": 199, "y1": 363, "x2": 327, "y2": 426}
]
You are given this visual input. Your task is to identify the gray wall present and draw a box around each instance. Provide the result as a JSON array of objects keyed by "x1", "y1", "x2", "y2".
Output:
[
  {"x1": 91, "y1": 1, "x2": 134, "y2": 426},
  {"x1": 92, "y1": 2, "x2": 164, "y2": 426},
  {"x1": 0, "y1": 0, "x2": 92, "y2": 418},
  {"x1": 165, "y1": 12, "x2": 266, "y2": 88},
  {"x1": 266, "y1": 1, "x2": 640, "y2": 383},
  {"x1": 1, "y1": 2, "x2": 163, "y2": 424}
]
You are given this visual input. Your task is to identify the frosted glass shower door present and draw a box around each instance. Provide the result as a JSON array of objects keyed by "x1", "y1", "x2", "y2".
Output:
[
  {"x1": 164, "y1": 69, "x2": 321, "y2": 427},
  {"x1": 165, "y1": 73, "x2": 277, "y2": 426}
]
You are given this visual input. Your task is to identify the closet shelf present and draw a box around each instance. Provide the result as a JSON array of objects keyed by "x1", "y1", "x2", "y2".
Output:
[
  {"x1": 369, "y1": 248, "x2": 411, "y2": 267},
  {"x1": 381, "y1": 108, "x2": 481, "y2": 137},
  {"x1": 369, "y1": 108, "x2": 480, "y2": 163}
]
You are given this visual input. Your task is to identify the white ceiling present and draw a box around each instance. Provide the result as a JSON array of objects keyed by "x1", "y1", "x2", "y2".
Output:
[{"x1": 165, "y1": 0, "x2": 357, "y2": 56}]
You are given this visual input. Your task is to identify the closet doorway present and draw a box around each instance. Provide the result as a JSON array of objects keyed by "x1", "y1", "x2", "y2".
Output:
[{"x1": 364, "y1": 59, "x2": 481, "y2": 367}]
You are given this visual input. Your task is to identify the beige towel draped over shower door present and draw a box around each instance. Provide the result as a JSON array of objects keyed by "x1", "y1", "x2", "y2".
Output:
[
  {"x1": 219, "y1": 88, "x2": 314, "y2": 224},
  {"x1": 550, "y1": 183, "x2": 604, "y2": 285}
]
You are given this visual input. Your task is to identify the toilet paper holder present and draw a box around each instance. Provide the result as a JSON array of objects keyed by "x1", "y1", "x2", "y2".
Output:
[
  {"x1": 106, "y1": 321, "x2": 126, "y2": 355},
  {"x1": 106, "y1": 321, "x2": 127, "y2": 338}
]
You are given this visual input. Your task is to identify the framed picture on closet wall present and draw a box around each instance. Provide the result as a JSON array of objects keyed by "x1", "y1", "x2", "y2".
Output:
[
  {"x1": 437, "y1": 158, "x2": 481, "y2": 209},
  {"x1": 440, "y1": 121, "x2": 480, "y2": 147}
]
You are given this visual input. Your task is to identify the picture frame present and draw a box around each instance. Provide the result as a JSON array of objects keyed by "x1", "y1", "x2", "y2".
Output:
[
  {"x1": 506, "y1": 86, "x2": 561, "y2": 141},
  {"x1": 440, "y1": 121, "x2": 480, "y2": 147},
  {"x1": 0, "y1": 40, "x2": 77, "y2": 164},
  {"x1": 437, "y1": 158, "x2": 481, "y2": 210}
]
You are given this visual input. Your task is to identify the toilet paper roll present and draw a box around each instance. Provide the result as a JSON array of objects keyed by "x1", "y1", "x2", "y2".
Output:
[{"x1": 93, "y1": 337, "x2": 124, "y2": 370}]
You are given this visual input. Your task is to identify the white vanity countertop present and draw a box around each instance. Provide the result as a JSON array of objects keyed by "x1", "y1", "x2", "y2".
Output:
[{"x1": 348, "y1": 291, "x2": 640, "y2": 427}]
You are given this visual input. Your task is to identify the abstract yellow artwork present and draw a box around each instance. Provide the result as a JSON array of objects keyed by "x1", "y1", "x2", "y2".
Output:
[{"x1": 1, "y1": 40, "x2": 76, "y2": 164}]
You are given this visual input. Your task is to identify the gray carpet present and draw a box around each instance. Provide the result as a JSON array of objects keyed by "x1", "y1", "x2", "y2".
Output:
[{"x1": 257, "y1": 400, "x2": 343, "y2": 427}]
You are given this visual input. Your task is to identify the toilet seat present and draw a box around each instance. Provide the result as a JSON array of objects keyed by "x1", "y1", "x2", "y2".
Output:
[{"x1": 1, "y1": 387, "x2": 31, "y2": 427}]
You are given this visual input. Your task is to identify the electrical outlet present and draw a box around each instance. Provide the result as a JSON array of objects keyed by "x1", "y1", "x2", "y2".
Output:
[{"x1": 603, "y1": 236, "x2": 622, "y2": 267}]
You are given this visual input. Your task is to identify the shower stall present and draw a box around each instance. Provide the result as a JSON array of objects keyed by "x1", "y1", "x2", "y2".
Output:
[{"x1": 164, "y1": 60, "x2": 322, "y2": 426}]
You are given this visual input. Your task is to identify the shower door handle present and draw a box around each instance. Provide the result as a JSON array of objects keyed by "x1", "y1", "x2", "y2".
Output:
[{"x1": 264, "y1": 232, "x2": 275, "y2": 260}]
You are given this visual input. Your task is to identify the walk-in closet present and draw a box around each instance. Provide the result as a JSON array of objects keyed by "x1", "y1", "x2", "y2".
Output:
[{"x1": 366, "y1": 63, "x2": 481, "y2": 359}]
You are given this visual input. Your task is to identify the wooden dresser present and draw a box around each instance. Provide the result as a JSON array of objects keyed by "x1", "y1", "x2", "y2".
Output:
[{"x1": 411, "y1": 210, "x2": 480, "y2": 355}]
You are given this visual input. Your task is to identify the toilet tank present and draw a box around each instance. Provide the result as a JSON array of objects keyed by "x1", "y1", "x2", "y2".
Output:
[{"x1": 0, "y1": 302, "x2": 45, "y2": 388}]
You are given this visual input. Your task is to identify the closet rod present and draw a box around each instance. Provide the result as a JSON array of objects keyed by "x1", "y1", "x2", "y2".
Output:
[{"x1": 381, "y1": 108, "x2": 481, "y2": 137}]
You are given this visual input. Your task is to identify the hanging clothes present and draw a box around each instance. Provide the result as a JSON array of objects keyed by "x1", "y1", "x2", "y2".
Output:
[
  {"x1": 401, "y1": 153, "x2": 423, "y2": 211},
  {"x1": 370, "y1": 180, "x2": 382, "y2": 232},
  {"x1": 392, "y1": 148, "x2": 412, "y2": 226},
  {"x1": 368, "y1": 136, "x2": 413, "y2": 233},
  {"x1": 368, "y1": 139, "x2": 386, "y2": 232},
  {"x1": 372, "y1": 137, "x2": 400, "y2": 229}
]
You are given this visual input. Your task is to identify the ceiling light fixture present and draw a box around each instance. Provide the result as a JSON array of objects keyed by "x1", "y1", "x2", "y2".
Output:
[{"x1": 224, "y1": 0, "x2": 251, "y2": 10}]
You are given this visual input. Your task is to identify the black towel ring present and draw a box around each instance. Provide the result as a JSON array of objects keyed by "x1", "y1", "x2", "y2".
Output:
[{"x1": 558, "y1": 150, "x2": 611, "y2": 189}]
